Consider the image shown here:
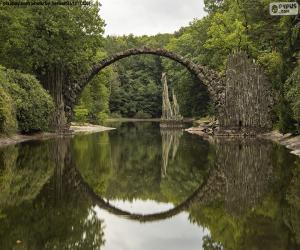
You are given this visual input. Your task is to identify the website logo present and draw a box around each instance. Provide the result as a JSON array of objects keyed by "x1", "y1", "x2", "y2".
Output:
[{"x1": 270, "y1": 2, "x2": 299, "y2": 15}]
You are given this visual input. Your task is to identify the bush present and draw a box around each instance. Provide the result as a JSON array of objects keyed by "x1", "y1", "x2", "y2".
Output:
[
  {"x1": 134, "y1": 111, "x2": 152, "y2": 119},
  {"x1": 96, "y1": 111, "x2": 108, "y2": 124},
  {"x1": 0, "y1": 67, "x2": 55, "y2": 133},
  {"x1": 74, "y1": 106, "x2": 89, "y2": 123},
  {"x1": 285, "y1": 63, "x2": 300, "y2": 123},
  {"x1": 275, "y1": 99, "x2": 296, "y2": 134},
  {"x1": 110, "y1": 112, "x2": 122, "y2": 119},
  {"x1": 258, "y1": 51, "x2": 284, "y2": 88},
  {"x1": 0, "y1": 86, "x2": 17, "y2": 134}
]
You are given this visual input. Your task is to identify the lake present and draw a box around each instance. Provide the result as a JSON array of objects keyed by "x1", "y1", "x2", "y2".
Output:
[{"x1": 0, "y1": 122, "x2": 299, "y2": 250}]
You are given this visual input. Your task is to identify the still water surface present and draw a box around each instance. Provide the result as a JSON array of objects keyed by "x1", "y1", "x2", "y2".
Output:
[{"x1": 0, "y1": 122, "x2": 299, "y2": 250}]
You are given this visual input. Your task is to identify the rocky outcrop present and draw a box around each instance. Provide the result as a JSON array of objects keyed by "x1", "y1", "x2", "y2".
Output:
[
  {"x1": 160, "y1": 72, "x2": 184, "y2": 127},
  {"x1": 161, "y1": 72, "x2": 175, "y2": 121},
  {"x1": 218, "y1": 51, "x2": 274, "y2": 131}
]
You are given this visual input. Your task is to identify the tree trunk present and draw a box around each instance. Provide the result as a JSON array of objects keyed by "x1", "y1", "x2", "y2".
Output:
[{"x1": 41, "y1": 66, "x2": 69, "y2": 132}]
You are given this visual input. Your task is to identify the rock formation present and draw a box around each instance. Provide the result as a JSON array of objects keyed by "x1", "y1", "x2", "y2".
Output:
[
  {"x1": 218, "y1": 51, "x2": 274, "y2": 132},
  {"x1": 160, "y1": 73, "x2": 184, "y2": 127},
  {"x1": 161, "y1": 73, "x2": 174, "y2": 120}
]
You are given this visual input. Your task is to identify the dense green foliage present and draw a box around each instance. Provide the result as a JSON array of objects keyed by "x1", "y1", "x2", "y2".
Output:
[
  {"x1": 77, "y1": 0, "x2": 299, "y2": 130},
  {"x1": 74, "y1": 68, "x2": 111, "y2": 124},
  {"x1": 0, "y1": 86, "x2": 17, "y2": 134},
  {"x1": 0, "y1": 0, "x2": 299, "y2": 130},
  {"x1": 156, "y1": 0, "x2": 299, "y2": 131},
  {"x1": 102, "y1": 36, "x2": 166, "y2": 118},
  {"x1": 0, "y1": 3, "x2": 106, "y2": 127},
  {"x1": 0, "y1": 4, "x2": 105, "y2": 75},
  {"x1": 285, "y1": 55, "x2": 300, "y2": 131},
  {"x1": 0, "y1": 66, "x2": 54, "y2": 133},
  {"x1": 100, "y1": 34, "x2": 211, "y2": 118}
]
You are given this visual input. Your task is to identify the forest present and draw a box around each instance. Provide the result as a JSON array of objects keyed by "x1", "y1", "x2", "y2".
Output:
[
  {"x1": 1, "y1": 2, "x2": 300, "y2": 249},
  {"x1": 0, "y1": 0, "x2": 299, "y2": 134}
]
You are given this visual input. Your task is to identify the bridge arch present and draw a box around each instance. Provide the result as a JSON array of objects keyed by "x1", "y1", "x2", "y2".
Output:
[
  {"x1": 64, "y1": 47, "x2": 223, "y2": 122},
  {"x1": 66, "y1": 165, "x2": 221, "y2": 223}
]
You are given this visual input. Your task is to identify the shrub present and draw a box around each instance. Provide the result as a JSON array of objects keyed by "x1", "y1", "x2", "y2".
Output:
[
  {"x1": 275, "y1": 99, "x2": 296, "y2": 134},
  {"x1": 285, "y1": 63, "x2": 300, "y2": 123},
  {"x1": 96, "y1": 111, "x2": 108, "y2": 124},
  {"x1": 134, "y1": 111, "x2": 152, "y2": 119},
  {"x1": 284, "y1": 61, "x2": 300, "y2": 133},
  {"x1": 74, "y1": 106, "x2": 89, "y2": 123},
  {"x1": 110, "y1": 112, "x2": 122, "y2": 119},
  {"x1": 0, "y1": 67, "x2": 55, "y2": 133},
  {"x1": 258, "y1": 51, "x2": 284, "y2": 88},
  {"x1": 0, "y1": 86, "x2": 17, "y2": 134}
]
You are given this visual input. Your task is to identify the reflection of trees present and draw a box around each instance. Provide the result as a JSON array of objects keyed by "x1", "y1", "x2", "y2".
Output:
[
  {"x1": 0, "y1": 141, "x2": 56, "y2": 208},
  {"x1": 160, "y1": 128, "x2": 183, "y2": 178},
  {"x1": 285, "y1": 158, "x2": 300, "y2": 245},
  {"x1": 0, "y1": 139, "x2": 105, "y2": 250},
  {"x1": 74, "y1": 122, "x2": 212, "y2": 204},
  {"x1": 1, "y1": 123, "x2": 300, "y2": 250},
  {"x1": 202, "y1": 235, "x2": 223, "y2": 250},
  {"x1": 72, "y1": 132, "x2": 113, "y2": 195},
  {"x1": 188, "y1": 138, "x2": 300, "y2": 250}
]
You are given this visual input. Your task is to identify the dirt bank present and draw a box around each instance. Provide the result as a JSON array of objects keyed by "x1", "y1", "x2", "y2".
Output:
[
  {"x1": 0, "y1": 124, "x2": 115, "y2": 148},
  {"x1": 70, "y1": 124, "x2": 115, "y2": 134}
]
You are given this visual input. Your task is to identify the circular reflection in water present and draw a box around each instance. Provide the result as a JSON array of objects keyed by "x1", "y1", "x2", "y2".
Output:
[
  {"x1": 72, "y1": 122, "x2": 213, "y2": 221},
  {"x1": 73, "y1": 165, "x2": 214, "y2": 222}
]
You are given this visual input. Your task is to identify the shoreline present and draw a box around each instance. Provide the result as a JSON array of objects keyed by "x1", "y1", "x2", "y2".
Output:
[
  {"x1": 2, "y1": 122, "x2": 299, "y2": 158},
  {"x1": 259, "y1": 131, "x2": 300, "y2": 157},
  {"x1": 70, "y1": 123, "x2": 115, "y2": 134},
  {"x1": 186, "y1": 126, "x2": 300, "y2": 157},
  {"x1": 106, "y1": 118, "x2": 194, "y2": 122},
  {"x1": 0, "y1": 124, "x2": 115, "y2": 148}
]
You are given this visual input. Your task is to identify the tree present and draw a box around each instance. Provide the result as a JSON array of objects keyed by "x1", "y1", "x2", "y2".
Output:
[{"x1": 0, "y1": 4, "x2": 105, "y2": 128}]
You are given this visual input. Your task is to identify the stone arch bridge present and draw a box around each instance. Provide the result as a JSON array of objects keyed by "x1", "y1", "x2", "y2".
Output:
[{"x1": 56, "y1": 47, "x2": 273, "y2": 132}]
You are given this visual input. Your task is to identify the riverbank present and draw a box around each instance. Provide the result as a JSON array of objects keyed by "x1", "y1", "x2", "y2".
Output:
[
  {"x1": 107, "y1": 118, "x2": 161, "y2": 122},
  {"x1": 0, "y1": 124, "x2": 115, "y2": 148},
  {"x1": 0, "y1": 133, "x2": 58, "y2": 148},
  {"x1": 259, "y1": 131, "x2": 300, "y2": 157},
  {"x1": 186, "y1": 125, "x2": 300, "y2": 157},
  {"x1": 106, "y1": 118, "x2": 194, "y2": 122},
  {"x1": 70, "y1": 123, "x2": 115, "y2": 134}
]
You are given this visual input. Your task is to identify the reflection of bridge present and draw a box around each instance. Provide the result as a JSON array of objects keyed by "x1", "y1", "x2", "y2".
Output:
[
  {"x1": 65, "y1": 166, "x2": 223, "y2": 223},
  {"x1": 48, "y1": 137, "x2": 275, "y2": 222}
]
